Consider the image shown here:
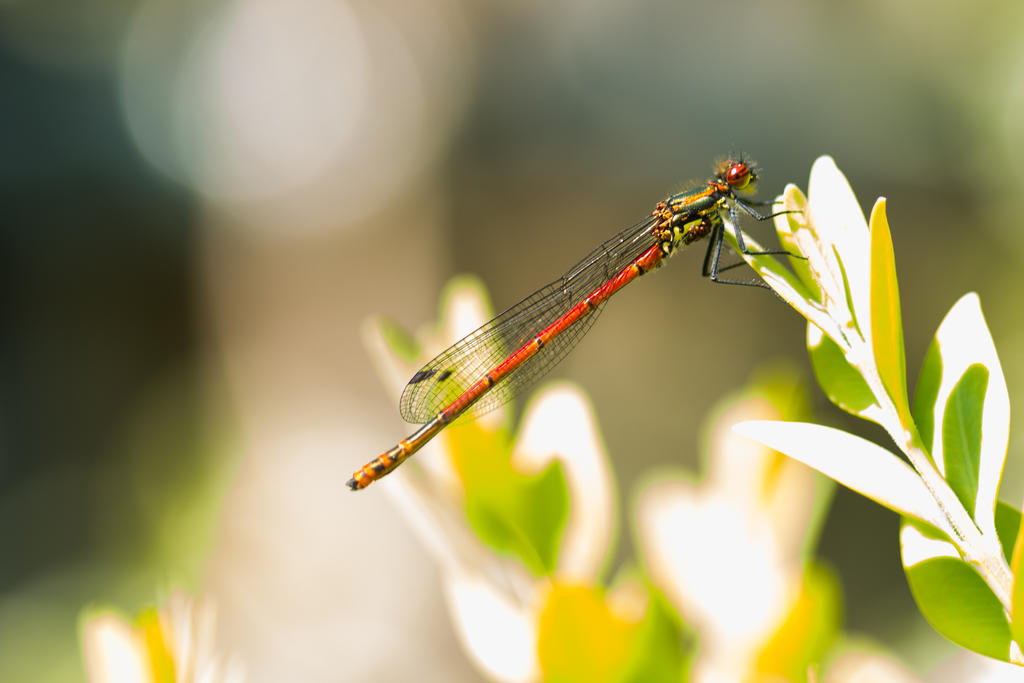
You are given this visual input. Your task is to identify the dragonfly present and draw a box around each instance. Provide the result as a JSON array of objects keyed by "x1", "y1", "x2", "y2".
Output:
[{"x1": 348, "y1": 157, "x2": 792, "y2": 491}]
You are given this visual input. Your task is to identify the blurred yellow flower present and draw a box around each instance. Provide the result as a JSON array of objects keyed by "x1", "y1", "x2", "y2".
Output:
[
  {"x1": 362, "y1": 276, "x2": 623, "y2": 681},
  {"x1": 635, "y1": 373, "x2": 838, "y2": 682},
  {"x1": 81, "y1": 591, "x2": 242, "y2": 683}
]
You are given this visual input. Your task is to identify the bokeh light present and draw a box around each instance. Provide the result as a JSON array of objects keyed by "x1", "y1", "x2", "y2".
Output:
[{"x1": 120, "y1": 0, "x2": 473, "y2": 233}]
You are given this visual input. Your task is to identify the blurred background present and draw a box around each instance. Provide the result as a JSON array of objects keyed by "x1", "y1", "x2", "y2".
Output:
[{"x1": 3, "y1": 0, "x2": 1024, "y2": 680}]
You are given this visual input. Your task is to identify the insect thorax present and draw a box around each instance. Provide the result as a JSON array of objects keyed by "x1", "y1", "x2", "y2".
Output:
[{"x1": 655, "y1": 196, "x2": 727, "y2": 257}]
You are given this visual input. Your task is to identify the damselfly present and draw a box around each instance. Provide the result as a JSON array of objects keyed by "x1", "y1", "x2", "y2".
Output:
[{"x1": 349, "y1": 157, "x2": 790, "y2": 490}]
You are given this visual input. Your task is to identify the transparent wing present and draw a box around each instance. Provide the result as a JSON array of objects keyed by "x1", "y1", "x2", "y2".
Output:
[{"x1": 399, "y1": 215, "x2": 660, "y2": 423}]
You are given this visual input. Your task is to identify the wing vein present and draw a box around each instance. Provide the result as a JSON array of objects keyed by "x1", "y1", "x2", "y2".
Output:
[{"x1": 399, "y1": 215, "x2": 660, "y2": 423}]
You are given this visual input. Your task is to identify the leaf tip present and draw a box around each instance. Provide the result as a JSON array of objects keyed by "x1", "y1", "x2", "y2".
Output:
[{"x1": 869, "y1": 197, "x2": 888, "y2": 229}]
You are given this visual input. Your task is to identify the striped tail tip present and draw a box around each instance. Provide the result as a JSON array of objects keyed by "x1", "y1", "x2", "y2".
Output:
[
  {"x1": 347, "y1": 458, "x2": 387, "y2": 491},
  {"x1": 347, "y1": 468, "x2": 375, "y2": 491}
]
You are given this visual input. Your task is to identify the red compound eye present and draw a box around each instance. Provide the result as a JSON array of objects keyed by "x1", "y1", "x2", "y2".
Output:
[{"x1": 725, "y1": 162, "x2": 750, "y2": 189}]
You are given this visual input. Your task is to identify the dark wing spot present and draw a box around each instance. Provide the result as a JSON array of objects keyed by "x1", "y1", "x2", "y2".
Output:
[
  {"x1": 437, "y1": 369, "x2": 452, "y2": 381},
  {"x1": 409, "y1": 369, "x2": 437, "y2": 384}
]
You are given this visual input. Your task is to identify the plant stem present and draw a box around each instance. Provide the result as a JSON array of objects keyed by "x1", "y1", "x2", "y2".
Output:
[
  {"x1": 906, "y1": 440, "x2": 1014, "y2": 610},
  {"x1": 868, "y1": 372, "x2": 1016, "y2": 613}
]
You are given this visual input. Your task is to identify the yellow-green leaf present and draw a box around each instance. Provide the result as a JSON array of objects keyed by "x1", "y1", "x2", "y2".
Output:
[
  {"x1": 868, "y1": 199, "x2": 911, "y2": 425},
  {"x1": 1011, "y1": 506, "x2": 1024, "y2": 648},
  {"x1": 537, "y1": 582, "x2": 686, "y2": 683},
  {"x1": 447, "y1": 422, "x2": 569, "y2": 576}
]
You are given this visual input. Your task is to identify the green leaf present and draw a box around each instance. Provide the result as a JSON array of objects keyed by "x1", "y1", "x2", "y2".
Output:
[
  {"x1": 867, "y1": 199, "x2": 911, "y2": 425},
  {"x1": 622, "y1": 586, "x2": 690, "y2": 683},
  {"x1": 942, "y1": 364, "x2": 988, "y2": 514},
  {"x1": 806, "y1": 322, "x2": 877, "y2": 418},
  {"x1": 374, "y1": 316, "x2": 422, "y2": 363},
  {"x1": 449, "y1": 422, "x2": 569, "y2": 576},
  {"x1": 911, "y1": 337, "x2": 942, "y2": 456},
  {"x1": 536, "y1": 582, "x2": 687, "y2": 683},
  {"x1": 910, "y1": 293, "x2": 1009, "y2": 539},
  {"x1": 901, "y1": 517, "x2": 1013, "y2": 660},
  {"x1": 996, "y1": 501, "x2": 1022, "y2": 565}
]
